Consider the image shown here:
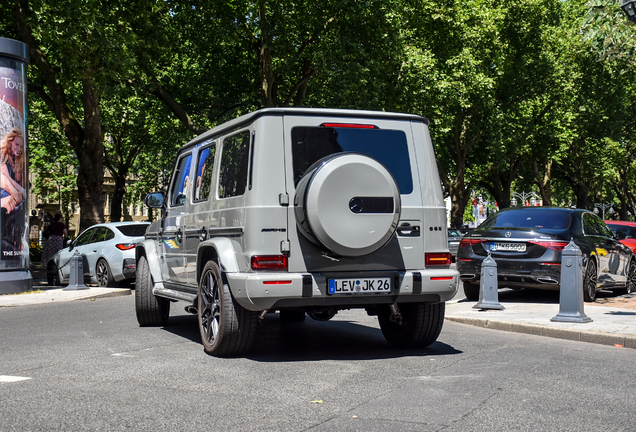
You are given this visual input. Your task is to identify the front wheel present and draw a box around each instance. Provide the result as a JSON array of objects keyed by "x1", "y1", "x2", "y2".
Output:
[
  {"x1": 198, "y1": 261, "x2": 258, "y2": 357},
  {"x1": 135, "y1": 256, "x2": 170, "y2": 326},
  {"x1": 378, "y1": 302, "x2": 445, "y2": 349},
  {"x1": 583, "y1": 259, "x2": 598, "y2": 302}
]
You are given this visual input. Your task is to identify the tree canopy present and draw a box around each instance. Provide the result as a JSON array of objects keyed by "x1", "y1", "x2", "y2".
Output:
[{"x1": 1, "y1": 0, "x2": 635, "y2": 229}]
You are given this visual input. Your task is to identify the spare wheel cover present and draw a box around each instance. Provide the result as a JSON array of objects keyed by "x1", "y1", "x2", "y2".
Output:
[{"x1": 301, "y1": 153, "x2": 401, "y2": 256}]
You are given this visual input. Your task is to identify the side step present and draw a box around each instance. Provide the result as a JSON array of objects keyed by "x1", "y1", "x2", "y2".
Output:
[{"x1": 152, "y1": 283, "x2": 198, "y2": 303}]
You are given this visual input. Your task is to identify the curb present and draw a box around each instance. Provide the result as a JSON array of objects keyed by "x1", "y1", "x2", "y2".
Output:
[
  {"x1": 0, "y1": 288, "x2": 132, "y2": 308},
  {"x1": 445, "y1": 315, "x2": 636, "y2": 350}
]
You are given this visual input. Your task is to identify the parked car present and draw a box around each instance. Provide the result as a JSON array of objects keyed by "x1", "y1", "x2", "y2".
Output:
[
  {"x1": 448, "y1": 228, "x2": 464, "y2": 260},
  {"x1": 135, "y1": 107, "x2": 458, "y2": 356},
  {"x1": 47, "y1": 222, "x2": 150, "y2": 287},
  {"x1": 605, "y1": 220, "x2": 636, "y2": 254},
  {"x1": 457, "y1": 207, "x2": 635, "y2": 302}
]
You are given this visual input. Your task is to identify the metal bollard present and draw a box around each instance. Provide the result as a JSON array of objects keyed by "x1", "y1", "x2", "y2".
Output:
[
  {"x1": 473, "y1": 253, "x2": 504, "y2": 310},
  {"x1": 63, "y1": 251, "x2": 89, "y2": 291},
  {"x1": 551, "y1": 240, "x2": 592, "y2": 323}
]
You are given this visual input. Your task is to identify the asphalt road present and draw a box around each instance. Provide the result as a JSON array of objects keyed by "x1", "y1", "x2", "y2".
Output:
[{"x1": 2, "y1": 295, "x2": 636, "y2": 431}]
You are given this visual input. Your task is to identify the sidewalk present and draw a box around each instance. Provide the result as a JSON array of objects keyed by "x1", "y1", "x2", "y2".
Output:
[
  {"x1": 0, "y1": 262, "x2": 131, "y2": 307},
  {"x1": 446, "y1": 290, "x2": 636, "y2": 349}
]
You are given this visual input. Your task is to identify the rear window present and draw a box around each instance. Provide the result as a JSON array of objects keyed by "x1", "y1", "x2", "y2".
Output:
[
  {"x1": 116, "y1": 224, "x2": 150, "y2": 237},
  {"x1": 291, "y1": 126, "x2": 413, "y2": 194},
  {"x1": 481, "y1": 210, "x2": 572, "y2": 230}
]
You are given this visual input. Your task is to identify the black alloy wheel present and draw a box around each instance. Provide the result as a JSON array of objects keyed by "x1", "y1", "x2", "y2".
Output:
[
  {"x1": 96, "y1": 259, "x2": 114, "y2": 287},
  {"x1": 583, "y1": 259, "x2": 598, "y2": 302},
  {"x1": 198, "y1": 261, "x2": 258, "y2": 356}
]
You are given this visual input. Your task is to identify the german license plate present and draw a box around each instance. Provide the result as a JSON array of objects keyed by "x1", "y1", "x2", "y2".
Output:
[
  {"x1": 490, "y1": 242, "x2": 526, "y2": 252},
  {"x1": 328, "y1": 277, "x2": 391, "y2": 295}
]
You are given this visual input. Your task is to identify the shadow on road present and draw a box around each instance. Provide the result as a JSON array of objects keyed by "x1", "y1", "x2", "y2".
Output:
[{"x1": 160, "y1": 311, "x2": 463, "y2": 361}]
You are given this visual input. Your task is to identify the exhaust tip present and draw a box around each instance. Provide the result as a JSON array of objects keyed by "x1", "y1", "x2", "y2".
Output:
[{"x1": 184, "y1": 306, "x2": 198, "y2": 314}]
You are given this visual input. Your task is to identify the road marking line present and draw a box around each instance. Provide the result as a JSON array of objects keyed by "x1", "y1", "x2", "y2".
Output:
[{"x1": 0, "y1": 375, "x2": 31, "y2": 383}]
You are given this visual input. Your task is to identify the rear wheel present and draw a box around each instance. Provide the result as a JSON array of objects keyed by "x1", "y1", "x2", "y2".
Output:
[
  {"x1": 463, "y1": 281, "x2": 480, "y2": 301},
  {"x1": 617, "y1": 260, "x2": 636, "y2": 295},
  {"x1": 583, "y1": 259, "x2": 598, "y2": 302},
  {"x1": 135, "y1": 256, "x2": 170, "y2": 326},
  {"x1": 198, "y1": 261, "x2": 258, "y2": 356},
  {"x1": 378, "y1": 302, "x2": 445, "y2": 349},
  {"x1": 96, "y1": 259, "x2": 114, "y2": 287}
]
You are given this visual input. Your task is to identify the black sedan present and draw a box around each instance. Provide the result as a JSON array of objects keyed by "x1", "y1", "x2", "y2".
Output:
[{"x1": 457, "y1": 207, "x2": 636, "y2": 302}]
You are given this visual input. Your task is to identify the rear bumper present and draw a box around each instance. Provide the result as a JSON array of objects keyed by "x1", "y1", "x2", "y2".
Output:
[
  {"x1": 226, "y1": 269, "x2": 459, "y2": 311},
  {"x1": 458, "y1": 259, "x2": 561, "y2": 289}
]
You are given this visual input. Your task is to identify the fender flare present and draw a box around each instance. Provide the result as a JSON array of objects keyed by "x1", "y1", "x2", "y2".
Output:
[
  {"x1": 197, "y1": 237, "x2": 241, "y2": 281},
  {"x1": 136, "y1": 239, "x2": 163, "y2": 284}
]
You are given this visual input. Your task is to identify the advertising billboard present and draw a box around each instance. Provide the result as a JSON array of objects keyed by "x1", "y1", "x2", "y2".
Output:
[{"x1": 0, "y1": 37, "x2": 29, "y2": 276}]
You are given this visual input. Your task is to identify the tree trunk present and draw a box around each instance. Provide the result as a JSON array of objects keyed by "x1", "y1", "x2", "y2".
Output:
[
  {"x1": 12, "y1": 1, "x2": 104, "y2": 233},
  {"x1": 76, "y1": 80, "x2": 105, "y2": 231},
  {"x1": 109, "y1": 172, "x2": 127, "y2": 223},
  {"x1": 533, "y1": 158, "x2": 553, "y2": 206}
]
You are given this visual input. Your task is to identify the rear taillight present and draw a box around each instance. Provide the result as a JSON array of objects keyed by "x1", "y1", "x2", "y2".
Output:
[
  {"x1": 459, "y1": 238, "x2": 484, "y2": 248},
  {"x1": 251, "y1": 255, "x2": 288, "y2": 270},
  {"x1": 426, "y1": 252, "x2": 452, "y2": 266},
  {"x1": 116, "y1": 243, "x2": 135, "y2": 251},
  {"x1": 528, "y1": 240, "x2": 570, "y2": 251}
]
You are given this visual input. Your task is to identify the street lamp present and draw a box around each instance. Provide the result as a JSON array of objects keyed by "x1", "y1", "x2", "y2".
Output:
[
  {"x1": 511, "y1": 191, "x2": 540, "y2": 207},
  {"x1": 594, "y1": 203, "x2": 613, "y2": 220},
  {"x1": 621, "y1": 0, "x2": 636, "y2": 23}
]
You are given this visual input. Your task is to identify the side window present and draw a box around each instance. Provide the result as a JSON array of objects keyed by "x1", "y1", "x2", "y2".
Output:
[
  {"x1": 169, "y1": 153, "x2": 193, "y2": 207},
  {"x1": 104, "y1": 228, "x2": 115, "y2": 241},
  {"x1": 194, "y1": 144, "x2": 216, "y2": 202},
  {"x1": 75, "y1": 228, "x2": 95, "y2": 246},
  {"x1": 583, "y1": 214, "x2": 602, "y2": 236},
  {"x1": 595, "y1": 218, "x2": 613, "y2": 238},
  {"x1": 92, "y1": 227, "x2": 107, "y2": 243},
  {"x1": 218, "y1": 131, "x2": 250, "y2": 199}
]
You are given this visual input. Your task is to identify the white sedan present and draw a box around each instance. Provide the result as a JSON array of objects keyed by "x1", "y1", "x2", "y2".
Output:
[{"x1": 47, "y1": 222, "x2": 150, "y2": 287}]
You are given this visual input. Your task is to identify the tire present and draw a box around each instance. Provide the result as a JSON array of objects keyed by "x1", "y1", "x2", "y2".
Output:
[
  {"x1": 96, "y1": 259, "x2": 114, "y2": 287},
  {"x1": 47, "y1": 262, "x2": 60, "y2": 286},
  {"x1": 583, "y1": 259, "x2": 598, "y2": 302},
  {"x1": 279, "y1": 310, "x2": 306, "y2": 322},
  {"x1": 135, "y1": 256, "x2": 170, "y2": 326},
  {"x1": 198, "y1": 261, "x2": 258, "y2": 357},
  {"x1": 617, "y1": 260, "x2": 636, "y2": 295},
  {"x1": 463, "y1": 281, "x2": 480, "y2": 301},
  {"x1": 378, "y1": 302, "x2": 445, "y2": 349}
]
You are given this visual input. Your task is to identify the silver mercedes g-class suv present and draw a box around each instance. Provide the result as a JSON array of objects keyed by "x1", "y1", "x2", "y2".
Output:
[{"x1": 135, "y1": 108, "x2": 458, "y2": 356}]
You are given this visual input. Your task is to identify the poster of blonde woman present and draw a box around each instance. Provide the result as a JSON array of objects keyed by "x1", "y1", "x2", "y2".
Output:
[{"x1": 0, "y1": 42, "x2": 28, "y2": 266}]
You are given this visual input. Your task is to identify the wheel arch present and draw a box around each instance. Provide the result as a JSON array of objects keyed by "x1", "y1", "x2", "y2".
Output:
[{"x1": 197, "y1": 237, "x2": 240, "y2": 284}]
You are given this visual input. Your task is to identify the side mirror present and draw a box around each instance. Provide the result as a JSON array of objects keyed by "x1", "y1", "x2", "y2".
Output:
[
  {"x1": 145, "y1": 192, "x2": 165, "y2": 209},
  {"x1": 616, "y1": 231, "x2": 627, "y2": 240}
]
